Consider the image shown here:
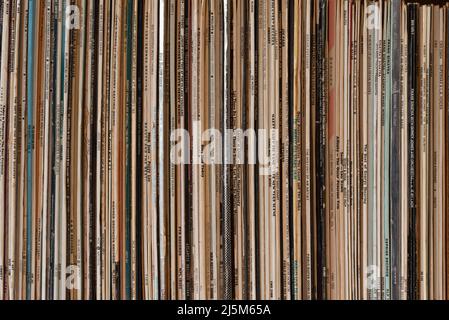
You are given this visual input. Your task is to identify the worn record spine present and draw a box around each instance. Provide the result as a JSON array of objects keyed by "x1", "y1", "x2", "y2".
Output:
[
  {"x1": 158, "y1": 0, "x2": 169, "y2": 300},
  {"x1": 231, "y1": 0, "x2": 243, "y2": 300},
  {"x1": 40, "y1": 0, "x2": 52, "y2": 299},
  {"x1": 102, "y1": 0, "x2": 112, "y2": 299},
  {"x1": 109, "y1": 0, "x2": 121, "y2": 299},
  {"x1": 280, "y1": 0, "x2": 290, "y2": 301},
  {"x1": 208, "y1": 0, "x2": 219, "y2": 300},
  {"x1": 444, "y1": 5, "x2": 449, "y2": 298},
  {"x1": 222, "y1": 0, "x2": 233, "y2": 300},
  {"x1": 95, "y1": 0, "x2": 105, "y2": 299},
  {"x1": 302, "y1": 0, "x2": 313, "y2": 300},
  {"x1": 130, "y1": 0, "x2": 139, "y2": 300},
  {"x1": 0, "y1": 0, "x2": 11, "y2": 300},
  {"x1": 168, "y1": 0, "x2": 176, "y2": 300},
  {"x1": 142, "y1": 0, "x2": 151, "y2": 299},
  {"x1": 150, "y1": 0, "x2": 159, "y2": 299},
  {"x1": 257, "y1": 0, "x2": 267, "y2": 299},
  {"x1": 190, "y1": 0, "x2": 200, "y2": 299},
  {"x1": 175, "y1": 0, "x2": 186, "y2": 300},
  {"x1": 82, "y1": 0, "x2": 93, "y2": 299},
  {"x1": 417, "y1": 5, "x2": 430, "y2": 300},
  {"x1": 291, "y1": 0, "x2": 302, "y2": 300},
  {"x1": 5, "y1": 0, "x2": 20, "y2": 300},
  {"x1": 432, "y1": 5, "x2": 445, "y2": 300}
]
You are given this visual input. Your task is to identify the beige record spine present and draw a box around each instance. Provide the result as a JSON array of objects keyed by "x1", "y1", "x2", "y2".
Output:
[
  {"x1": 247, "y1": 0, "x2": 257, "y2": 300},
  {"x1": 439, "y1": 7, "x2": 449, "y2": 299},
  {"x1": 292, "y1": 0, "x2": 302, "y2": 300},
  {"x1": 273, "y1": 0, "x2": 281, "y2": 301},
  {"x1": 257, "y1": 0, "x2": 267, "y2": 299},
  {"x1": 40, "y1": 0, "x2": 52, "y2": 299},
  {"x1": 83, "y1": 0, "x2": 94, "y2": 299},
  {"x1": 95, "y1": 0, "x2": 105, "y2": 299},
  {"x1": 0, "y1": 0, "x2": 11, "y2": 301},
  {"x1": 52, "y1": 0, "x2": 61, "y2": 300},
  {"x1": 430, "y1": 5, "x2": 436, "y2": 299},
  {"x1": 266, "y1": 0, "x2": 272, "y2": 299},
  {"x1": 109, "y1": 0, "x2": 120, "y2": 300},
  {"x1": 175, "y1": 0, "x2": 186, "y2": 300},
  {"x1": 267, "y1": 0, "x2": 277, "y2": 300},
  {"x1": 336, "y1": 0, "x2": 343, "y2": 299},
  {"x1": 428, "y1": 5, "x2": 435, "y2": 300},
  {"x1": 350, "y1": 0, "x2": 360, "y2": 299},
  {"x1": 433, "y1": 5, "x2": 445, "y2": 300},
  {"x1": 103, "y1": 0, "x2": 112, "y2": 299},
  {"x1": 262, "y1": 0, "x2": 270, "y2": 299},
  {"x1": 5, "y1": 0, "x2": 19, "y2": 300},
  {"x1": 130, "y1": 0, "x2": 138, "y2": 300},
  {"x1": 119, "y1": 1, "x2": 127, "y2": 299},
  {"x1": 208, "y1": 0, "x2": 220, "y2": 300},
  {"x1": 157, "y1": 0, "x2": 168, "y2": 299},
  {"x1": 232, "y1": 0, "x2": 244, "y2": 300},
  {"x1": 201, "y1": 0, "x2": 212, "y2": 300},
  {"x1": 302, "y1": 0, "x2": 313, "y2": 300},
  {"x1": 264, "y1": 0, "x2": 270, "y2": 299},
  {"x1": 150, "y1": 0, "x2": 159, "y2": 299},
  {"x1": 33, "y1": 0, "x2": 41, "y2": 299},
  {"x1": 418, "y1": 5, "x2": 429, "y2": 300},
  {"x1": 142, "y1": 0, "x2": 152, "y2": 299},
  {"x1": 168, "y1": 0, "x2": 176, "y2": 300},
  {"x1": 215, "y1": 0, "x2": 224, "y2": 298},
  {"x1": 442, "y1": 6, "x2": 447, "y2": 300},
  {"x1": 199, "y1": 0, "x2": 208, "y2": 299},
  {"x1": 342, "y1": 0, "x2": 350, "y2": 299}
]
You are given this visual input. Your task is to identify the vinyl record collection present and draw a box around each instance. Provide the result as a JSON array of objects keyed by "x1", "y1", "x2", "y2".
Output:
[{"x1": 0, "y1": 0, "x2": 449, "y2": 300}]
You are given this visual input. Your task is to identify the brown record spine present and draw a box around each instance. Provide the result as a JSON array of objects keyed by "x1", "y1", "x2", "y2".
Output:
[
  {"x1": 175, "y1": 0, "x2": 187, "y2": 300},
  {"x1": 0, "y1": 0, "x2": 11, "y2": 301},
  {"x1": 6, "y1": 0, "x2": 20, "y2": 300},
  {"x1": 292, "y1": 0, "x2": 302, "y2": 300},
  {"x1": 95, "y1": 0, "x2": 105, "y2": 300}
]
